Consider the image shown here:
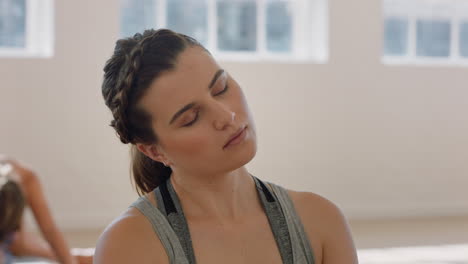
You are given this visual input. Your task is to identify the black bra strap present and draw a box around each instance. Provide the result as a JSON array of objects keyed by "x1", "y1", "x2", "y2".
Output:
[
  {"x1": 255, "y1": 176, "x2": 276, "y2": 202},
  {"x1": 158, "y1": 179, "x2": 177, "y2": 214}
]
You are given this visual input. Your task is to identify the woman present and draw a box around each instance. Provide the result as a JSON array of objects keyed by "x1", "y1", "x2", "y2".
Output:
[
  {"x1": 95, "y1": 29, "x2": 358, "y2": 264},
  {"x1": 0, "y1": 157, "x2": 93, "y2": 264}
]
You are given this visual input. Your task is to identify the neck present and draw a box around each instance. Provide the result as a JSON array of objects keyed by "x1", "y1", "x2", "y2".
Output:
[{"x1": 170, "y1": 167, "x2": 260, "y2": 221}]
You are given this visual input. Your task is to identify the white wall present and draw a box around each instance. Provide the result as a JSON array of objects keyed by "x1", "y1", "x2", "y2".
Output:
[{"x1": 0, "y1": 0, "x2": 467, "y2": 230}]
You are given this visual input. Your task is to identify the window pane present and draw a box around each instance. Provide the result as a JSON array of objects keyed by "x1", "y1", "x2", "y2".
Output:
[
  {"x1": 460, "y1": 22, "x2": 468, "y2": 58},
  {"x1": 383, "y1": 17, "x2": 408, "y2": 56},
  {"x1": 217, "y1": 1, "x2": 257, "y2": 51},
  {"x1": 416, "y1": 19, "x2": 450, "y2": 57},
  {"x1": 266, "y1": 1, "x2": 292, "y2": 52},
  {"x1": 120, "y1": 0, "x2": 156, "y2": 37},
  {"x1": 167, "y1": 0, "x2": 207, "y2": 46},
  {"x1": 0, "y1": 0, "x2": 26, "y2": 48}
]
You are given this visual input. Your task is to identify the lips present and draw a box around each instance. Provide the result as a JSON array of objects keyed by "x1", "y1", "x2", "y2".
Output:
[{"x1": 223, "y1": 126, "x2": 247, "y2": 149}]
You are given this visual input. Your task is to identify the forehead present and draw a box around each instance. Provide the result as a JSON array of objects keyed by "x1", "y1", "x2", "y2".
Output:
[{"x1": 139, "y1": 47, "x2": 220, "y2": 124}]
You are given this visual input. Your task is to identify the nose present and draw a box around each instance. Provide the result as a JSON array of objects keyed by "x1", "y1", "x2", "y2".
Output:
[{"x1": 213, "y1": 103, "x2": 236, "y2": 130}]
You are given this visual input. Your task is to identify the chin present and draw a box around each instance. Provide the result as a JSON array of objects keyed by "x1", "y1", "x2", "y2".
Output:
[
  {"x1": 226, "y1": 139, "x2": 257, "y2": 172},
  {"x1": 241, "y1": 127, "x2": 257, "y2": 163}
]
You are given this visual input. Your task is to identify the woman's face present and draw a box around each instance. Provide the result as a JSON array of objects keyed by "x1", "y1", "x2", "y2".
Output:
[{"x1": 139, "y1": 46, "x2": 257, "y2": 176}]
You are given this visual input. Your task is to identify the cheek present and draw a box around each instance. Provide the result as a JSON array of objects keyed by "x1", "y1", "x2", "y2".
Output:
[
  {"x1": 164, "y1": 132, "x2": 213, "y2": 158},
  {"x1": 230, "y1": 80, "x2": 248, "y2": 107},
  {"x1": 234, "y1": 86, "x2": 253, "y2": 121},
  {"x1": 239, "y1": 91, "x2": 250, "y2": 112}
]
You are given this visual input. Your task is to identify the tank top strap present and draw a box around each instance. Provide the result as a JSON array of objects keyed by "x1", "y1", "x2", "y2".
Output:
[
  {"x1": 129, "y1": 196, "x2": 190, "y2": 264},
  {"x1": 253, "y1": 176, "x2": 294, "y2": 264},
  {"x1": 155, "y1": 180, "x2": 197, "y2": 264},
  {"x1": 266, "y1": 182, "x2": 316, "y2": 264}
]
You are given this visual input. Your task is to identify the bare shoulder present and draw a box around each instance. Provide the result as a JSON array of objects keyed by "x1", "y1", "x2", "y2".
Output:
[
  {"x1": 94, "y1": 205, "x2": 168, "y2": 264},
  {"x1": 287, "y1": 190, "x2": 345, "y2": 225},
  {"x1": 287, "y1": 189, "x2": 358, "y2": 264}
]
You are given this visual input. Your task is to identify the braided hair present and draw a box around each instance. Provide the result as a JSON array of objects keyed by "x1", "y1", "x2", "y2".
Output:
[{"x1": 102, "y1": 29, "x2": 204, "y2": 195}]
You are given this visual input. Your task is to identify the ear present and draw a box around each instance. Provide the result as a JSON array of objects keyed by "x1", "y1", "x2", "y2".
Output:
[{"x1": 136, "y1": 143, "x2": 169, "y2": 165}]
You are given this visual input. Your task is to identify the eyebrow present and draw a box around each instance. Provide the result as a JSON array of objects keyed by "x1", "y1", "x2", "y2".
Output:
[
  {"x1": 208, "y1": 69, "x2": 225, "y2": 90},
  {"x1": 169, "y1": 69, "x2": 225, "y2": 125}
]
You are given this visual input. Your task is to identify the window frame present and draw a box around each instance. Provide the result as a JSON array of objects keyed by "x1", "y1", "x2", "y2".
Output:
[
  {"x1": 383, "y1": 0, "x2": 468, "y2": 66},
  {"x1": 127, "y1": 0, "x2": 328, "y2": 62},
  {"x1": 0, "y1": 0, "x2": 54, "y2": 58}
]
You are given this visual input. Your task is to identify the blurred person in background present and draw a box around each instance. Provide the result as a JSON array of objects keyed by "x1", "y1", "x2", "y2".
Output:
[{"x1": 0, "y1": 155, "x2": 93, "y2": 264}]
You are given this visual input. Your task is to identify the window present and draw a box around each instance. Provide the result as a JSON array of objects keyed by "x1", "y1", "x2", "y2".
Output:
[
  {"x1": 383, "y1": 0, "x2": 468, "y2": 65},
  {"x1": 120, "y1": 0, "x2": 328, "y2": 62},
  {"x1": 416, "y1": 19, "x2": 451, "y2": 57},
  {"x1": 460, "y1": 21, "x2": 468, "y2": 57},
  {"x1": 384, "y1": 17, "x2": 408, "y2": 55},
  {"x1": 0, "y1": 0, "x2": 54, "y2": 58},
  {"x1": 0, "y1": 0, "x2": 26, "y2": 48}
]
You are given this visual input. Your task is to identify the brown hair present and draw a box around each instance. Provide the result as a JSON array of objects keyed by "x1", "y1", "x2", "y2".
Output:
[
  {"x1": 0, "y1": 180, "x2": 25, "y2": 243},
  {"x1": 102, "y1": 29, "x2": 204, "y2": 195}
]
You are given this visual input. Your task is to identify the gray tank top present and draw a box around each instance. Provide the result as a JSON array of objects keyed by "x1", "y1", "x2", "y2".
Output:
[{"x1": 130, "y1": 177, "x2": 315, "y2": 264}]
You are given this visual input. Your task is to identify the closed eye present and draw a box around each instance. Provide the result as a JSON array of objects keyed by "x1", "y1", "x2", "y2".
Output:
[
  {"x1": 214, "y1": 84, "x2": 229, "y2": 96},
  {"x1": 183, "y1": 110, "x2": 199, "y2": 127},
  {"x1": 182, "y1": 80, "x2": 228, "y2": 127}
]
